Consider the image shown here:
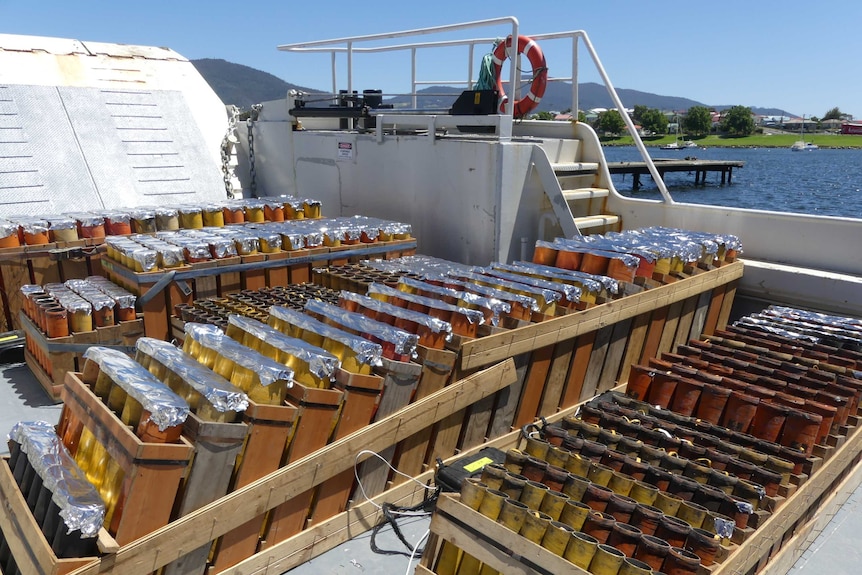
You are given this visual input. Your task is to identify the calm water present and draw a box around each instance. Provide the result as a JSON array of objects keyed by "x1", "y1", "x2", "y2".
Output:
[{"x1": 603, "y1": 146, "x2": 862, "y2": 219}]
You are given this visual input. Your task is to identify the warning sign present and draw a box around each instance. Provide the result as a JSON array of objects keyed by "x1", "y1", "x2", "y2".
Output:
[{"x1": 337, "y1": 141, "x2": 354, "y2": 161}]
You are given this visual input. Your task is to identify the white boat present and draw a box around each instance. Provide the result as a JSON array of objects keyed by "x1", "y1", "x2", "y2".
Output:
[
  {"x1": 660, "y1": 141, "x2": 682, "y2": 150},
  {"x1": 684, "y1": 140, "x2": 699, "y2": 148},
  {"x1": 791, "y1": 115, "x2": 818, "y2": 150},
  {"x1": 791, "y1": 140, "x2": 819, "y2": 151},
  {"x1": 0, "y1": 17, "x2": 860, "y2": 575}
]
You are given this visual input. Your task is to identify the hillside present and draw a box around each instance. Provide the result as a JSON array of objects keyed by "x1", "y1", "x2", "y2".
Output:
[
  {"x1": 191, "y1": 59, "x2": 321, "y2": 110},
  {"x1": 191, "y1": 58, "x2": 789, "y2": 117}
]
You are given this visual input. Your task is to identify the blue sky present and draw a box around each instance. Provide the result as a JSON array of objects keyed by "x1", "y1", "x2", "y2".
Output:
[{"x1": 3, "y1": 0, "x2": 860, "y2": 118}]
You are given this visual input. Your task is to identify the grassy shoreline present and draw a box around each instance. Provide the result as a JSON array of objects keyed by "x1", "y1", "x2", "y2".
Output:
[{"x1": 600, "y1": 133, "x2": 862, "y2": 149}]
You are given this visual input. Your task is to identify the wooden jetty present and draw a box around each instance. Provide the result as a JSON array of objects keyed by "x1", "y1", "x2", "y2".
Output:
[{"x1": 607, "y1": 158, "x2": 744, "y2": 189}]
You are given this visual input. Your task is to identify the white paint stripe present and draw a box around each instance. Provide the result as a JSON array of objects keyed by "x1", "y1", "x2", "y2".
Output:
[{"x1": 523, "y1": 39, "x2": 537, "y2": 56}]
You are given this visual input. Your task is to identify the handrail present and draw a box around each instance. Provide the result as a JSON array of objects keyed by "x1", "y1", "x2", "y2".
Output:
[
  {"x1": 277, "y1": 18, "x2": 672, "y2": 202},
  {"x1": 278, "y1": 17, "x2": 519, "y2": 117}
]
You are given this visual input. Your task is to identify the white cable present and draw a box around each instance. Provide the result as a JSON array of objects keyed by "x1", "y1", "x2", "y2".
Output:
[
  {"x1": 404, "y1": 528, "x2": 431, "y2": 575},
  {"x1": 353, "y1": 449, "x2": 435, "y2": 512}
]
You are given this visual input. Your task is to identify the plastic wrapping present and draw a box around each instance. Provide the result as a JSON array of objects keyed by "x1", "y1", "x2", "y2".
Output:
[
  {"x1": 135, "y1": 338, "x2": 249, "y2": 412},
  {"x1": 227, "y1": 315, "x2": 339, "y2": 381},
  {"x1": 486, "y1": 265, "x2": 582, "y2": 303},
  {"x1": 269, "y1": 305, "x2": 384, "y2": 367},
  {"x1": 507, "y1": 260, "x2": 614, "y2": 295},
  {"x1": 340, "y1": 289, "x2": 453, "y2": 338},
  {"x1": 397, "y1": 277, "x2": 510, "y2": 326},
  {"x1": 366, "y1": 283, "x2": 485, "y2": 326},
  {"x1": 184, "y1": 322, "x2": 295, "y2": 387},
  {"x1": 9, "y1": 421, "x2": 105, "y2": 537},
  {"x1": 305, "y1": 298, "x2": 418, "y2": 358},
  {"x1": 82, "y1": 346, "x2": 189, "y2": 430}
]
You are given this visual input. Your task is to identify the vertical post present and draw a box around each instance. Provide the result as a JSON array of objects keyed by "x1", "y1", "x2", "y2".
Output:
[
  {"x1": 330, "y1": 52, "x2": 337, "y2": 95},
  {"x1": 410, "y1": 48, "x2": 419, "y2": 110},
  {"x1": 572, "y1": 37, "x2": 579, "y2": 116}
]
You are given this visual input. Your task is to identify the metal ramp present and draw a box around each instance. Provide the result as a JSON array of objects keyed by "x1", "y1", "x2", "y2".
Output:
[{"x1": 0, "y1": 34, "x2": 229, "y2": 216}]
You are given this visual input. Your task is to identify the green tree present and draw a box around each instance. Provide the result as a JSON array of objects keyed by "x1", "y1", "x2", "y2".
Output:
[
  {"x1": 533, "y1": 111, "x2": 556, "y2": 120},
  {"x1": 598, "y1": 110, "x2": 625, "y2": 135},
  {"x1": 683, "y1": 106, "x2": 712, "y2": 136},
  {"x1": 823, "y1": 107, "x2": 844, "y2": 121},
  {"x1": 640, "y1": 108, "x2": 668, "y2": 135},
  {"x1": 632, "y1": 105, "x2": 649, "y2": 124},
  {"x1": 720, "y1": 106, "x2": 755, "y2": 136},
  {"x1": 577, "y1": 110, "x2": 587, "y2": 123}
]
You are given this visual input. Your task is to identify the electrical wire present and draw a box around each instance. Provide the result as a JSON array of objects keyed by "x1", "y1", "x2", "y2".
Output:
[
  {"x1": 405, "y1": 528, "x2": 431, "y2": 575},
  {"x1": 352, "y1": 449, "x2": 439, "y2": 564}
]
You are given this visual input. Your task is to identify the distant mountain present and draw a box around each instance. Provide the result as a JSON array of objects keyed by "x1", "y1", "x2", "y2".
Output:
[
  {"x1": 191, "y1": 59, "x2": 320, "y2": 109},
  {"x1": 192, "y1": 58, "x2": 791, "y2": 117}
]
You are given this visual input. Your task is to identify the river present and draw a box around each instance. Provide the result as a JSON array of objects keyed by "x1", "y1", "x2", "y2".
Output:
[{"x1": 602, "y1": 146, "x2": 862, "y2": 219}]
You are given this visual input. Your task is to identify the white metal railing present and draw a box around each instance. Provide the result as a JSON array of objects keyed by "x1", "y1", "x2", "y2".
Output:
[{"x1": 277, "y1": 17, "x2": 672, "y2": 201}]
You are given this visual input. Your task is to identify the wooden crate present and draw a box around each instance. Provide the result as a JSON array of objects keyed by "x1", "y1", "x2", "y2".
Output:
[
  {"x1": 421, "y1": 492, "x2": 581, "y2": 575},
  {"x1": 21, "y1": 313, "x2": 144, "y2": 402},
  {"x1": 0, "y1": 457, "x2": 101, "y2": 575},
  {"x1": 306, "y1": 368, "x2": 386, "y2": 526},
  {"x1": 162, "y1": 413, "x2": 249, "y2": 575},
  {"x1": 60, "y1": 372, "x2": 194, "y2": 546},
  {"x1": 255, "y1": 383, "x2": 345, "y2": 553},
  {"x1": 206, "y1": 399, "x2": 298, "y2": 573},
  {"x1": 95, "y1": 359, "x2": 517, "y2": 575}
]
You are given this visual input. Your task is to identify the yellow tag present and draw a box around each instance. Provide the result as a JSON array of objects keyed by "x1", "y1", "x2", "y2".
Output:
[
  {"x1": 474, "y1": 92, "x2": 481, "y2": 105},
  {"x1": 0, "y1": 335, "x2": 18, "y2": 342},
  {"x1": 464, "y1": 457, "x2": 494, "y2": 473}
]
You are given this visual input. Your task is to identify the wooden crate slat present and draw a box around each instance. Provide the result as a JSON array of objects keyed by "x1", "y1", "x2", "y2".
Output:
[
  {"x1": 513, "y1": 344, "x2": 555, "y2": 428},
  {"x1": 206, "y1": 398, "x2": 297, "y2": 572},
  {"x1": 353, "y1": 358, "x2": 423, "y2": 498},
  {"x1": 616, "y1": 312, "x2": 650, "y2": 391},
  {"x1": 539, "y1": 338, "x2": 577, "y2": 416},
  {"x1": 597, "y1": 317, "x2": 634, "y2": 393},
  {"x1": 703, "y1": 283, "x2": 728, "y2": 336},
  {"x1": 392, "y1": 346, "x2": 458, "y2": 479},
  {"x1": 485, "y1": 352, "x2": 531, "y2": 440},
  {"x1": 306, "y1": 369, "x2": 385, "y2": 526},
  {"x1": 162, "y1": 414, "x2": 249, "y2": 575}
]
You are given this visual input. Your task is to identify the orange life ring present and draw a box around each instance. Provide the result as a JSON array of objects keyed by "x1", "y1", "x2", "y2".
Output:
[{"x1": 492, "y1": 35, "x2": 548, "y2": 118}]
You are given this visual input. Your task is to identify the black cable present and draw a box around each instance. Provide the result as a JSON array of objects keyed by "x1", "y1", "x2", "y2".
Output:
[{"x1": 369, "y1": 486, "x2": 440, "y2": 557}]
